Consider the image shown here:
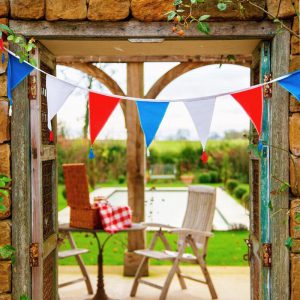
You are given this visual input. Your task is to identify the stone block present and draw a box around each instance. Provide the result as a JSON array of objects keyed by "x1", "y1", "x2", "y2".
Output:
[
  {"x1": 0, "y1": 261, "x2": 10, "y2": 293},
  {"x1": 292, "y1": 239, "x2": 300, "y2": 253},
  {"x1": 290, "y1": 155, "x2": 300, "y2": 196},
  {"x1": 0, "y1": 99, "x2": 10, "y2": 143},
  {"x1": 0, "y1": 75, "x2": 7, "y2": 97},
  {"x1": 182, "y1": 0, "x2": 264, "y2": 21},
  {"x1": 131, "y1": 0, "x2": 174, "y2": 21},
  {"x1": 0, "y1": 294, "x2": 12, "y2": 300},
  {"x1": 290, "y1": 55, "x2": 300, "y2": 72},
  {"x1": 290, "y1": 113, "x2": 300, "y2": 156},
  {"x1": 10, "y1": 0, "x2": 44, "y2": 20},
  {"x1": 0, "y1": 0, "x2": 9, "y2": 17},
  {"x1": 0, "y1": 221, "x2": 11, "y2": 246},
  {"x1": 46, "y1": 0, "x2": 87, "y2": 21},
  {"x1": 267, "y1": 0, "x2": 295, "y2": 18},
  {"x1": 290, "y1": 95, "x2": 300, "y2": 112},
  {"x1": 291, "y1": 254, "x2": 300, "y2": 300},
  {"x1": 291, "y1": 199, "x2": 300, "y2": 238},
  {"x1": 0, "y1": 144, "x2": 10, "y2": 178},
  {"x1": 87, "y1": 0, "x2": 130, "y2": 21}
]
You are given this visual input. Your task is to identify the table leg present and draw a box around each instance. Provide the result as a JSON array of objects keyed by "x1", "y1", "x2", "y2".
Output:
[{"x1": 92, "y1": 233, "x2": 114, "y2": 300}]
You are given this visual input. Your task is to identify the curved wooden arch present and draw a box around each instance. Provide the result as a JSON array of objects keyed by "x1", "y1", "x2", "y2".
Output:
[{"x1": 60, "y1": 62, "x2": 127, "y2": 126}]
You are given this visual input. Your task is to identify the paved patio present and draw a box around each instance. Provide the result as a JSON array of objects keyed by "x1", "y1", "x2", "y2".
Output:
[{"x1": 58, "y1": 266, "x2": 250, "y2": 300}]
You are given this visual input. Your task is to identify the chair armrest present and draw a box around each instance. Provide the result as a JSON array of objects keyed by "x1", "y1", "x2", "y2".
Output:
[
  {"x1": 168, "y1": 228, "x2": 213, "y2": 237},
  {"x1": 141, "y1": 222, "x2": 176, "y2": 229}
]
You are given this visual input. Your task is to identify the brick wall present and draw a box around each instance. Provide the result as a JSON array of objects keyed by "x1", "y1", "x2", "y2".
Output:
[{"x1": 0, "y1": 35, "x2": 11, "y2": 300}]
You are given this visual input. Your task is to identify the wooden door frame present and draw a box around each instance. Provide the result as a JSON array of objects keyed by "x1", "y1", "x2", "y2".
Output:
[{"x1": 10, "y1": 21, "x2": 290, "y2": 299}]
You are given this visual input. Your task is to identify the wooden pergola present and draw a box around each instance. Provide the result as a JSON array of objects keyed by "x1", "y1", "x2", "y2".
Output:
[{"x1": 8, "y1": 19, "x2": 290, "y2": 299}]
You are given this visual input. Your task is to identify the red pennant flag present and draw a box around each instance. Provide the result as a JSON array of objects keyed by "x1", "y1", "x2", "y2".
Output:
[
  {"x1": 231, "y1": 86, "x2": 263, "y2": 135},
  {"x1": 89, "y1": 92, "x2": 120, "y2": 144}
]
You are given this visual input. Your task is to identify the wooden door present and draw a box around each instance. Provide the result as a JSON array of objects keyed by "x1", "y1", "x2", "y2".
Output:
[
  {"x1": 30, "y1": 43, "x2": 58, "y2": 300},
  {"x1": 249, "y1": 41, "x2": 271, "y2": 300}
]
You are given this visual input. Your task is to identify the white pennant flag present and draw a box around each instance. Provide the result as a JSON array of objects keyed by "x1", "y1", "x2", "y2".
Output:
[
  {"x1": 185, "y1": 97, "x2": 216, "y2": 150},
  {"x1": 46, "y1": 75, "x2": 76, "y2": 130}
]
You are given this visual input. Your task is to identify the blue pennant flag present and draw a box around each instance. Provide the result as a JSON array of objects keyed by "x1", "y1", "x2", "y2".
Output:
[
  {"x1": 136, "y1": 101, "x2": 169, "y2": 147},
  {"x1": 278, "y1": 70, "x2": 300, "y2": 101},
  {"x1": 7, "y1": 53, "x2": 34, "y2": 105}
]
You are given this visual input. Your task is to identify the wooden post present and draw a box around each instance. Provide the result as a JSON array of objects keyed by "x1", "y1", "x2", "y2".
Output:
[{"x1": 124, "y1": 63, "x2": 147, "y2": 276}]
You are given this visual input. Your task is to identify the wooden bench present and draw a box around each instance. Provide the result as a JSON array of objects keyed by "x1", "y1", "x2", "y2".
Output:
[{"x1": 149, "y1": 164, "x2": 177, "y2": 180}]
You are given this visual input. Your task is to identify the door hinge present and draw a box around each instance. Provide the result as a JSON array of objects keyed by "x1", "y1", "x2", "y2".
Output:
[
  {"x1": 262, "y1": 243, "x2": 272, "y2": 267},
  {"x1": 29, "y1": 243, "x2": 39, "y2": 267}
]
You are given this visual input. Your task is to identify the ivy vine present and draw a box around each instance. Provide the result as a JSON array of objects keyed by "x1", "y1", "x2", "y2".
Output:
[
  {"x1": 167, "y1": 0, "x2": 300, "y2": 39},
  {"x1": 0, "y1": 175, "x2": 11, "y2": 212}
]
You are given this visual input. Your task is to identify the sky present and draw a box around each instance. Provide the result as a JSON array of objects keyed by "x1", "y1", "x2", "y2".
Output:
[{"x1": 56, "y1": 63, "x2": 251, "y2": 140}]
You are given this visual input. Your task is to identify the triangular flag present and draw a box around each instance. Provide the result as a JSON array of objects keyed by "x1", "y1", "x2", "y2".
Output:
[
  {"x1": 89, "y1": 92, "x2": 119, "y2": 144},
  {"x1": 278, "y1": 70, "x2": 300, "y2": 101},
  {"x1": 231, "y1": 86, "x2": 263, "y2": 135},
  {"x1": 7, "y1": 53, "x2": 34, "y2": 105},
  {"x1": 185, "y1": 97, "x2": 216, "y2": 150},
  {"x1": 136, "y1": 101, "x2": 169, "y2": 147},
  {"x1": 46, "y1": 74, "x2": 76, "y2": 130}
]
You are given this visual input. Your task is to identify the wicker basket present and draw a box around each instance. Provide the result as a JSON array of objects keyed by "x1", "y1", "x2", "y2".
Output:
[{"x1": 63, "y1": 163, "x2": 102, "y2": 229}]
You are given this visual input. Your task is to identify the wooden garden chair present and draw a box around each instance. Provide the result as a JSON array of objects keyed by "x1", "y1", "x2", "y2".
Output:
[{"x1": 130, "y1": 185, "x2": 218, "y2": 300}]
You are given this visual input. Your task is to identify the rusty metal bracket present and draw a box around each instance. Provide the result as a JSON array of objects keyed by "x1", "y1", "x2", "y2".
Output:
[
  {"x1": 262, "y1": 243, "x2": 272, "y2": 267},
  {"x1": 28, "y1": 74, "x2": 37, "y2": 100},
  {"x1": 29, "y1": 243, "x2": 39, "y2": 267},
  {"x1": 263, "y1": 73, "x2": 272, "y2": 98},
  {"x1": 243, "y1": 238, "x2": 253, "y2": 265}
]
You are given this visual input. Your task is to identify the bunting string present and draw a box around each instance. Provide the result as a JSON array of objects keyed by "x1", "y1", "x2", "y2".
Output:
[{"x1": 4, "y1": 46, "x2": 300, "y2": 160}]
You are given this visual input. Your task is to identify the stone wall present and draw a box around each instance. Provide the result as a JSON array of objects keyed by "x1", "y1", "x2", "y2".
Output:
[
  {"x1": 0, "y1": 31, "x2": 11, "y2": 300},
  {"x1": 0, "y1": 0, "x2": 296, "y2": 21}
]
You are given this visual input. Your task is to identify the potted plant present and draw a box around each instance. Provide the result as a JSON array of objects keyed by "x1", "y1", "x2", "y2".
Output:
[{"x1": 180, "y1": 173, "x2": 195, "y2": 185}]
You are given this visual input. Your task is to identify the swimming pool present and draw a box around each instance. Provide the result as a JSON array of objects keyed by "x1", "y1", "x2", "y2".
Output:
[{"x1": 92, "y1": 187, "x2": 249, "y2": 231}]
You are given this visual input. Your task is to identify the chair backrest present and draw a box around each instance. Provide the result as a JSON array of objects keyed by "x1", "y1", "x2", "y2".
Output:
[
  {"x1": 180, "y1": 185, "x2": 216, "y2": 249},
  {"x1": 63, "y1": 163, "x2": 91, "y2": 209}
]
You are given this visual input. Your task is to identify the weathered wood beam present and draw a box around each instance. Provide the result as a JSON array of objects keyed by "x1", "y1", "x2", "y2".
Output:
[
  {"x1": 9, "y1": 20, "x2": 281, "y2": 40},
  {"x1": 57, "y1": 54, "x2": 252, "y2": 65}
]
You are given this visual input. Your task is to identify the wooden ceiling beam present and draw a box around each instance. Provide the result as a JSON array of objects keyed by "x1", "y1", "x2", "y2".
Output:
[
  {"x1": 57, "y1": 54, "x2": 252, "y2": 66},
  {"x1": 9, "y1": 19, "x2": 281, "y2": 40}
]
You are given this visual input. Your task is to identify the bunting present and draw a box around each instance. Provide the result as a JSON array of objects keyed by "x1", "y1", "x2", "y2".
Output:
[
  {"x1": 278, "y1": 70, "x2": 300, "y2": 101},
  {"x1": 185, "y1": 97, "x2": 216, "y2": 151},
  {"x1": 89, "y1": 92, "x2": 120, "y2": 145},
  {"x1": 7, "y1": 53, "x2": 34, "y2": 105},
  {"x1": 136, "y1": 101, "x2": 169, "y2": 147},
  {"x1": 231, "y1": 86, "x2": 263, "y2": 135},
  {"x1": 46, "y1": 74, "x2": 76, "y2": 130}
]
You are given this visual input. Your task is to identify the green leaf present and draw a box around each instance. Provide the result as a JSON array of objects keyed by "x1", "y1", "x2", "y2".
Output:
[
  {"x1": 0, "y1": 24, "x2": 14, "y2": 35},
  {"x1": 167, "y1": 11, "x2": 177, "y2": 21},
  {"x1": 0, "y1": 204, "x2": 6, "y2": 212},
  {"x1": 29, "y1": 58, "x2": 37, "y2": 67},
  {"x1": 295, "y1": 212, "x2": 300, "y2": 222},
  {"x1": 191, "y1": 0, "x2": 197, "y2": 4},
  {"x1": 0, "y1": 245, "x2": 16, "y2": 259},
  {"x1": 199, "y1": 15, "x2": 210, "y2": 21},
  {"x1": 0, "y1": 176, "x2": 12, "y2": 183},
  {"x1": 279, "y1": 182, "x2": 290, "y2": 192},
  {"x1": 227, "y1": 54, "x2": 236, "y2": 62},
  {"x1": 268, "y1": 201, "x2": 273, "y2": 210},
  {"x1": 7, "y1": 35, "x2": 14, "y2": 41},
  {"x1": 0, "y1": 189, "x2": 8, "y2": 196},
  {"x1": 285, "y1": 237, "x2": 293, "y2": 249},
  {"x1": 20, "y1": 296, "x2": 31, "y2": 300},
  {"x1": 0, "y1": 181, "x2": 5, "y2": 188},
  {"x1": 197, "y1": 22, "x2": 210, "y2": 34},
  {"x1": 295, "y1": 225, "x2": 300, "y2": 231},
  {"x1": 173, "y1": 0, "x2": 182, "y2": 5},
  {"x1": 217, "y1": 2, "x2": 227, "y2": 11}
]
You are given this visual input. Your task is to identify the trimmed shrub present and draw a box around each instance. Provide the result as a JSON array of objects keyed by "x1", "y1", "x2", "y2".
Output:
[
  {"x1": 234, "y1": 186, "x2": 248, "y2": 199},
  {"x1": 209, "y1": 171, "x2": 220, "y2": 183},
  {"x1": 241, "y1": 192, "x2": 250, "y2": 209},
  {"x1": 198, "y1": 173, "x2": 211, "y2": 183},
  {"x1": 118, "y1": 175, "x2": 126, "y2": 184},
  {"x1": 226, "y1": 179, "x2": 239, "y2": 192}
]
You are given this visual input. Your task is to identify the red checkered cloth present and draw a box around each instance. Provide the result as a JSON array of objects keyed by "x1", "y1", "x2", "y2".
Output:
[{"x1": 95, "y1": 202, "x2": 132, "y2": 234}]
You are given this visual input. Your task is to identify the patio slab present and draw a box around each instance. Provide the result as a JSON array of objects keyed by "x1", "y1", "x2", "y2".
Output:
[{"x1": 58, "y1": 266, "x2": 250, "y2": 300}]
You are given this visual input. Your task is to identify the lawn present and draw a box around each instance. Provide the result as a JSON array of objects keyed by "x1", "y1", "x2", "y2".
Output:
[
  {"x1": 58, "y1": 183, "x2": 248, "y2": 266},
  {"x1": 59, "y1": 230, "x2": 249, "y2": 266}
]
